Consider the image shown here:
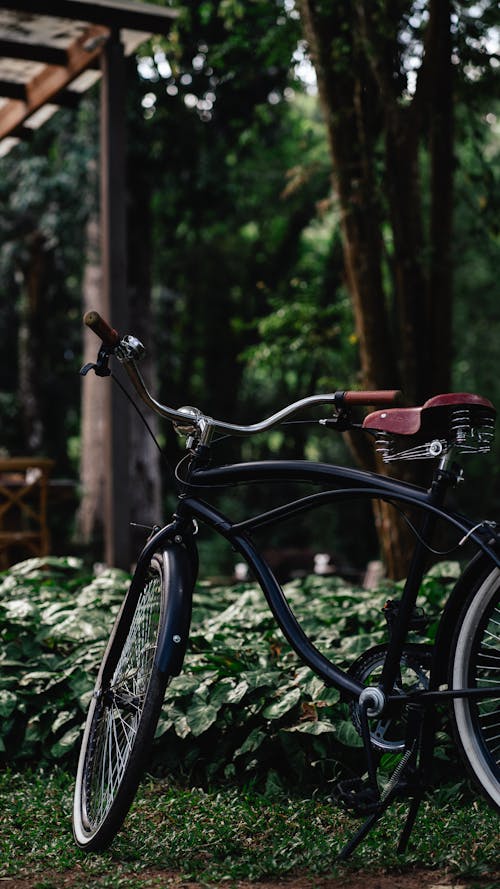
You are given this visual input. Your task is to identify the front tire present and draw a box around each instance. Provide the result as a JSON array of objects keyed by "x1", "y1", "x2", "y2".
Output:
[
  {"x1": 450, "y1": 567, "x2": 500, "y2": 810},
  {"x1": 73, "y1": 553, "x2": 171, "y2": 850}
]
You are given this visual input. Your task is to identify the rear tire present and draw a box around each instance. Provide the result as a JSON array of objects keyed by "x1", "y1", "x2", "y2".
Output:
[
  {"x1": 450, "y1": 567, "x2": 500, "y2": 811},
  {"x1": 73, "y1": 553, "x2": 171, "y2": 850}
]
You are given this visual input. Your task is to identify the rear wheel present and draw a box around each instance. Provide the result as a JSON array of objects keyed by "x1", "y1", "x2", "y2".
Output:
[
  {"x1": 450, "y1": 567, "x2": 500, "y2": 810},
  {"x1": 73, "y1": 554, "x2": 170, "y2": 850}
]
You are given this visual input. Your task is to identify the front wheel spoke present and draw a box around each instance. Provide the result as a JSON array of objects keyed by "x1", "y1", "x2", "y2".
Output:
[
  {"x1": 112, "y1": 706, "x2": 139, "y2": 751},
  {"x1": 91, "y1": 715, "x2": 110, "y2": 823},
  {"x1": 115, "y1": 695, "x2": 145, "y2": 714},
  {"x1": 102, "y1": 709, "x2": 124, "y2": 810},
  {"x1": 92, "y1": 713, "x2": 114, "y2": 824},
  {"x1": 113, "y1": 682, "x2": 146, "y2": 711},
  {"x1": 90, "y1": 658, "x2": 149, "y2": 824},
  {"x1": 78, "y1": 568, "x2": 163, "y2": 840},
  {"x1": 101, "y1": 719, "x2": 125, "y2": 818},
  {"x1": 106, "y1": 710, "x2": 120, "y2": 803},
  {"x1": 111, "y1": 710, "x2": 131, "y2": 780},
  {"x1": 113, "y1": 649, "x2": 155, "y2": 691}
]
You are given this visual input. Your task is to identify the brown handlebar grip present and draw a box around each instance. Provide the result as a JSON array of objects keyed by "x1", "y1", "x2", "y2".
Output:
[
  {"x1": 83, "y1": 310, "x2": 120, "y2": 348},
  {"x1": 343, "y1": 390, "x2": 402, "y2": 406}
]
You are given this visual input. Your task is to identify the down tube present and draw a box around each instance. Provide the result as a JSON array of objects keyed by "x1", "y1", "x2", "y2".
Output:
[{"x1": 182, "y1": 495, "x2": 363, "y2": 700}]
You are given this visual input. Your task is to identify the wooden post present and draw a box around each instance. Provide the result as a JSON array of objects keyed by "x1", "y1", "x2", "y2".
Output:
[{"x1": 100, "y1": 29, "x2": 130, "y2": 568}]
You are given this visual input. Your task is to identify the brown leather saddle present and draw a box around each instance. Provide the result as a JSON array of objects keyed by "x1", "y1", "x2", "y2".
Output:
[{"x1": 362, "y1": 393, "x2": 496, "y2": 462}]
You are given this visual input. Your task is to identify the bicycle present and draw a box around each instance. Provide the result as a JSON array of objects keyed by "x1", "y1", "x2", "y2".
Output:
[{"x1": 73, "y1": 310, "x2": 500, "y2": 859}]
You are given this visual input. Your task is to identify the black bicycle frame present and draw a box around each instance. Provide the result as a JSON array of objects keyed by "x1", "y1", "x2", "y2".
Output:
[{"x1": 137, "y1": 456, "x2": 500, "y2": 707}]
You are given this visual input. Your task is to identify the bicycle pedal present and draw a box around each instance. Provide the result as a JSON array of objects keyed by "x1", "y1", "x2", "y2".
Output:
[
  {"x1": 332, "y1": 778, "x2": 381, "y2": 816},
  {"x1": 382, "y1": 598, "x2": 428, "y2": 633}
]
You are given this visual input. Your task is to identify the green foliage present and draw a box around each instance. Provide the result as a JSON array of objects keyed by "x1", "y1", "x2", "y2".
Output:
[
  {"x1": 0, "y1": 100, "x2": 98, "y2": 465},
  {"x1": 0, "y1": 556, "x2": 458, "y2": 794},
  {"x1": 0, "y1": 0, "x2": 499, "y2": 555},
  {"x1": 0, "y1": 557, "x2": 128, "y2": 763}
]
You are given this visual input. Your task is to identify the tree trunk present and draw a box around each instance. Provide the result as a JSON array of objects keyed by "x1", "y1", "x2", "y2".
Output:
[
  {"x1": 76, "y1": 213, "x2": 106, "y2": 550},
  {"x1": 127, "y1": 162, "x2": 162, "y2": 548},
  {"x1": 17, "y1": 230, "x2": 48, "y2": 455},
  {"x1": 299, "y1": 0, "x2": 454, "y2": 578},
  {"x1": 299, "y1": 0, "x2": 397, "y2": 392},
  {"x1": 426, "y1": 0, "x2": 454, "y2": 397}
]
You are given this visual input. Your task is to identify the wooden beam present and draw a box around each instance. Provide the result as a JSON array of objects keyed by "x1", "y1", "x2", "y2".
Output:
[
  {"x1": 0, "y1": 0, "x2": 176, "y2": 34},
  {"x1": 0, "y1": 81, "x2": 26, "y2": 101},
  {"x1": 0, "y1": 39, "x2": 68, "y2": 67},
  {"x1": 25, "y1": 26, "x2": 109, "y2": 107},
  {"x1": 48, "y1": 90, "x2": 84, "y2": 109},
  {"x1": 0, "y1": 24, "x2": 109, "y2": 139},
  {"x1": 9, "y1": 124, "x2": 34, "y2": 141}
]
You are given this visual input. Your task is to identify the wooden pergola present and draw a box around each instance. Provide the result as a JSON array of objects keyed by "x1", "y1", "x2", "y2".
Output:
[{"x1": 0, "y1": 0, "x2": 176, "y2": 567}]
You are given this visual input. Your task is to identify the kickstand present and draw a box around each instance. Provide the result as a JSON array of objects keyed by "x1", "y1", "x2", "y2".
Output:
[
  {"x1": 397, "y1": 705, "x2": 436, "y2": 853},
  {"x1": 397, "y1": 792, "x2": 423, "y2": 853},
  {"x1": 338, "y1": 784, "x2": 423, "y2": 862},
  {"x1": 337, "y1": 702, "x2": 427, "y2": 862},
  {"x1": 337, "y1": 796, "x2": 391, "y2": 862},
  {"x1": 337, "y1": 699, "x2": 385, "y2": 862},
  {"x1": 337, "y1": 773, "x2": 423, "y2": 862}
]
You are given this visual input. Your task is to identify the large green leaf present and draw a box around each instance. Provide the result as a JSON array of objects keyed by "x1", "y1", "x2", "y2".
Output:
[
  {"x1": 234, "y1": 728, "x2": 267, "y2": 757},
  {"x1": 185, "y1": 700, "x2": 220, "y2": 736},
  {"x1": 262, "y1": 686, "x2": 301, "y2": 720},
  {"x1": 0, "y1": 689, "x2": 17, "y2": 718},
  {"x1": 284, "y1": 720, "x2": 337, "y2": 736}
]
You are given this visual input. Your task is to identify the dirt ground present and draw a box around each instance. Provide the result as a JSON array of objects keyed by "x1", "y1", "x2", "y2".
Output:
[{"x1": 0, "y1": 868, "x2": 498, "y2": 889}]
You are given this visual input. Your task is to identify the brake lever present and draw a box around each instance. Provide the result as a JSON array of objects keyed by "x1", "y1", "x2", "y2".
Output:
[
  {"x1": 80, "y1": 345, "x2": 112, "y2": 377},
  {"x1": 319, "y1": 413, "x2": 359, "y2": 432}
]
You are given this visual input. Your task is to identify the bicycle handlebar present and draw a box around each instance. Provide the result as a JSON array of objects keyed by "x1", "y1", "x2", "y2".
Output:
[
  {"x1": 84, "y1": 310, "x2": 121, "y2": 348},
  {"x1": 82, "y1": 310, "x2": 401, "y2": 442},
  {"x1": 342, "y1": 390, "x2": 400, "y2": 406}
]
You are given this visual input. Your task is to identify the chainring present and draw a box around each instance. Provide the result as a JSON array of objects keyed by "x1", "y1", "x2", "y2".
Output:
[{"x1": 348, "y1": 644, "x2": 432, "y2": 752}]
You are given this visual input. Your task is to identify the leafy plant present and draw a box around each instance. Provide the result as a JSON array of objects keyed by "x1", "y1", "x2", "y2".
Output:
[
  {"x1": 0, "y1": 556, "x2": 459, "y2": 793},
  {"x1": 0, "y1": 557, "x2": 128, "y2": 763}
]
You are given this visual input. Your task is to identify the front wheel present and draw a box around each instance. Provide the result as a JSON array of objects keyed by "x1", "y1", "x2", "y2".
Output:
[
  {"x1": 450, "y1": 567, "x2": 500, "y2": 811},
  {"x1": 73, "y1": 548, "x2": 190, "y2": 850}
]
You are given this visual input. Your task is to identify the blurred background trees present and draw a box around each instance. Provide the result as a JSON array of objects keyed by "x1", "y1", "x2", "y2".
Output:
[{"x1": 0, "y1": 0, "x2": 498, "y2": 574}]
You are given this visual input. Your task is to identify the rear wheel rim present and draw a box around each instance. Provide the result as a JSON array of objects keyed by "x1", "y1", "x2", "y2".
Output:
[{"x1": 453, "y1": 569, "x2": 500, "y2": 807}]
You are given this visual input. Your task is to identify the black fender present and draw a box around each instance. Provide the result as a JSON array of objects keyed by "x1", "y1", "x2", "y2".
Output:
[
  {"x1": 155, "y1": 543, "x2": 196, "y2": 676},
  {"x1": 131, "y1": 526, "x2": 198, "y2": 677},
  {"x1": 430, "y1": 551, "x2": 499, "y2": 689}
]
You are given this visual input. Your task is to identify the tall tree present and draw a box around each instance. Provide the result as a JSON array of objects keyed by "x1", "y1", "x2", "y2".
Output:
[
  {"x1": 298, "y1": 0, "x2": 455, "y2": 402},
  {"x1": 296, "y1": 0, "x2": 495, "y2": 575}
]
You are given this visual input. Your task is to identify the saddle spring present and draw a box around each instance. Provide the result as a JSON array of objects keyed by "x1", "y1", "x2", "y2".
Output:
[{"x1": 376, "y1": 406, "x2": 496, "y2": 463}]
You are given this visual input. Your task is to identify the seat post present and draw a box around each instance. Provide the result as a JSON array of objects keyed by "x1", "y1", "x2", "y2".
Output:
[{"x1": 379, "y1": 458, "x2": 454, "y2": 694}]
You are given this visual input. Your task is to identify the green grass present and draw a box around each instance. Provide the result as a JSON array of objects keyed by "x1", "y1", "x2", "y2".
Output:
[{"x1": 0, "y1": 769, "x2": 498, "y2": 887}]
